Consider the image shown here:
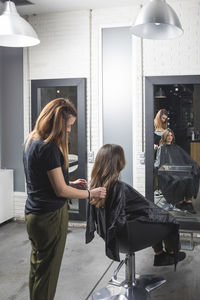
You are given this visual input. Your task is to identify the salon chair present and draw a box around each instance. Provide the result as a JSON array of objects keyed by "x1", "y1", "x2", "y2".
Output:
[
  {"x1": 92, "y1": 221, "x2": 166, "y2": 300},
  {"x1": 157, "y1": 165, "x2": 193, "y2": 204}
]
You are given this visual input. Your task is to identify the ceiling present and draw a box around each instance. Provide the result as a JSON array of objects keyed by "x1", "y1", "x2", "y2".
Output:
[
  {"x1": 0, "y1": 0, "x2": 146, "y2": 15},
  {"x1": 0, "y1": 0, "x2": 187, "y2": 15}
]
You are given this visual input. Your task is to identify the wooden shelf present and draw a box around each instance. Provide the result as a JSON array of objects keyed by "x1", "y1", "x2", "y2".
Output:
[{"x1": 190, "y1": 142, "x2": 200, "y2": 165}]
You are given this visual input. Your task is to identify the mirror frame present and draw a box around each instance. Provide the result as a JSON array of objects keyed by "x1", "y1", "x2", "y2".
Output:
[
  {"x1": 145, "y1": 75, "x2": 200, "y2": 231},
  {"x1": 31, "y1": 78, "x2": 87, "y2": 221}
]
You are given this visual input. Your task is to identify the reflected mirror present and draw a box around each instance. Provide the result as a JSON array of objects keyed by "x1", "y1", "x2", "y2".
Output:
[{"x1": 145, "y1": 76, "x2": 200, "y2": 231}]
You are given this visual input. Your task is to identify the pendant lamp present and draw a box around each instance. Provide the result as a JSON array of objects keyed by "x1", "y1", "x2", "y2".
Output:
[
  {"x1": 131, "y1": 0, "x2": 183, "y2": 40},
  {"x1": 0, "y1": 0, "x2": 40, "y2": 47},
  {"x1": 155, "y1": 87, "x2": 166, "y2": 98}
]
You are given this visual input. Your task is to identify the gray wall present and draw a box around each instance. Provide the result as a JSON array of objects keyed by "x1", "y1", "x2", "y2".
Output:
[
  {"x1": 102, "y1": 27, "x2": 133, "y2": 185},
  {"x1": 0, "y1": 48, "x2": 2, "y2": 167},
  {"x1": 0, "y1": 47, "x2": 24, "y2": 192}
]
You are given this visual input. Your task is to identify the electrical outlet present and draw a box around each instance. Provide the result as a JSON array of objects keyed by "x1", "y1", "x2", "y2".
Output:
[
  {"x1": 140, "y1": 158, "x2": 145, "y2": 165},
  {"x1": 88, "y1": 151, "x2": 95, "y2": 163}
]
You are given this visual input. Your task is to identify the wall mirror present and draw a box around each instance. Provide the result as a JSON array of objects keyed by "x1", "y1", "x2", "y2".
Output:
[
  {"x1": 31, "y1": 78, "x2": 87, "y2": 221},
  {"x1": 145, "y1": 76, "x2": 200, "y2": 231}
]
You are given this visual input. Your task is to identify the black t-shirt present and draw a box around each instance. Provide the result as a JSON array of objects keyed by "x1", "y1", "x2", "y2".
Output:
[
  {"x1": 154, "y1": 133, "x2": 161, "y2": 146},
  {"x1": 23, "y1": 139, "x2": 69, "y2": 214}
]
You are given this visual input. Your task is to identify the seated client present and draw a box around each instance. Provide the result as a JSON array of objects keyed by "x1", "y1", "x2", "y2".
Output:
[
  {"x1": 86, "y1": 144, "x2": 186, "y2": 267},
  {"x1": 154, "y1": 128, "x2": 200, "y2": 214}
]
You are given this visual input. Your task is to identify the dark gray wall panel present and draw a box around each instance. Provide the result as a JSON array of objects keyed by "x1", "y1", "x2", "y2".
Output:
[{"x1": 1, "y1": 48, "x2": 24, "y2": 192}]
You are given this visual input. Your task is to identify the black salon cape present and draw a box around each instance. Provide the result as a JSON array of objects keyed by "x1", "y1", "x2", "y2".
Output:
[
  {"x1": 86, "y1": 180, "x2": 179, "y2": 263},
  {"x1": 155, "y1": 144, "x2": 200, "y2": 204}
]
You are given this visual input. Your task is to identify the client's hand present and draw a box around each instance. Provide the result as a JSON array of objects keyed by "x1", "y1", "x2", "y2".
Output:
[{"x1": 70, "y1": 179, "x2": 87, "y2": 189}]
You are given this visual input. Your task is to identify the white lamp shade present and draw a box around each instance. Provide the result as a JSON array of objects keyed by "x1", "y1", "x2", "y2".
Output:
[
  {"x1": 0, "y1": 1, "x2": 40, "y2": 47},
  {"x1": 131, "y1": 0, "x2": 183, "y2": 40}
]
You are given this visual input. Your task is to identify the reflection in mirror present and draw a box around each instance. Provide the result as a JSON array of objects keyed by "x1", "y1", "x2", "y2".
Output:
[{"x1": 153, "y1": 84, "x2": 200, "y2": 221}]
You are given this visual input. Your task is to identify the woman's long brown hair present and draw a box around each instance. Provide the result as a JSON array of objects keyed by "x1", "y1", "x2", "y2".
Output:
[
  {"x1": 154, "y1": 109, "x2": 168, "y2": 131},
  {"x1": 25, "y1": 98, "x2": 77, "y2": 167},
  {"x1": 90, "y1": 144, "x2": 126, "y2": 208},
  {"x1": 160, "y1": 128, "x2": 175, "y2": 145}
]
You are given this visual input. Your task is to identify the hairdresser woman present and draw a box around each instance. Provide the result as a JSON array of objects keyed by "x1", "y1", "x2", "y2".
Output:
[{"x1": 23, "y1": 98, "x2": 106, "y2": 300}]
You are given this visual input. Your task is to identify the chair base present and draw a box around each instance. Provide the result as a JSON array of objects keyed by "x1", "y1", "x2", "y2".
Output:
[{"x1": 92, "y1": 274, "x2": 166, "y2": 300}]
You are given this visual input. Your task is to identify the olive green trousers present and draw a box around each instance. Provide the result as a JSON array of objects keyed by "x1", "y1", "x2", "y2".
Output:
[{"x1": 25, "y1": 202, "x2": 68, "y2": 300}]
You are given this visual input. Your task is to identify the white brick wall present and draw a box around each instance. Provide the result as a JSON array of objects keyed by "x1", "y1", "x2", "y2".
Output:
[
  {"x1": 16, "y1": 0, "x2": 200, "y2": 218},
  {"x1": 143, "y1": 1, "x2": 200, "y2": 76},
  {"x1": 28, "y1": 11, "x2": 91, "y2": 79}
]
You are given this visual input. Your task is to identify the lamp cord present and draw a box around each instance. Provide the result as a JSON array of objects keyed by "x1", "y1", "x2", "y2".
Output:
[
  {"x1": 89, "y1": 9, "x2": 92, "y2": 152},
  {"x1": 141, "y1": 33, "x2": 144, "y2": 152}
]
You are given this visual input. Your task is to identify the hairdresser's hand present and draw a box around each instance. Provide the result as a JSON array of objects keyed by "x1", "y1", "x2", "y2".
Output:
[
  {"x1": 90, "y1": 187, "x2": 106, "y2": 199},
  {"x1": 154, "y1": 144, "x2": 158, "y2": 150},
  {"x1": 70, "y1": 179, "x2": 87, "y2": 189}
]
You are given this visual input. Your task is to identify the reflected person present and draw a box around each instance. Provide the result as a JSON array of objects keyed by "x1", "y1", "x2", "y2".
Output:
[
  {"x1": 154, "y1": 108, "x2": 168, "y2": 150},
  {"x1": 23, "y1": 98, "x2": 106, "y2": 300},
  {"x1": 153, "y1": 109, "x2": 168, "y2": 194},
  {"x1": 154, "y1": 128, "x2": 200, "y2": 214},
  {"x1": 86, "y1": 144, "x2": 186, "y2": 267}
]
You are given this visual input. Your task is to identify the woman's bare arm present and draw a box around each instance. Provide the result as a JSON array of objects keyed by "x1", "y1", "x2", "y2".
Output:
[{"x1": 48, "y1": 167, "x2": 106, "y2": 199}]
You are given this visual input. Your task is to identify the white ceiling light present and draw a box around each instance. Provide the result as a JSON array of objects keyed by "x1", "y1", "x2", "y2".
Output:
[
  {"x1": 0, "y1": 0, "x2": 40, "y2": 47},
  {"x1": 131, "y1": 0, "x2": 183, "y2": 40}
]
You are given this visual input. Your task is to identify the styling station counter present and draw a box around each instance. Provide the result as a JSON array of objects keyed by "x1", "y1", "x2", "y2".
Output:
[
  {"x1": 190, "y1": 141, "x2": 200, "y2": 165},
  {"x1": 0, "y1": 169, "x2": 14, "y2": 224}
]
